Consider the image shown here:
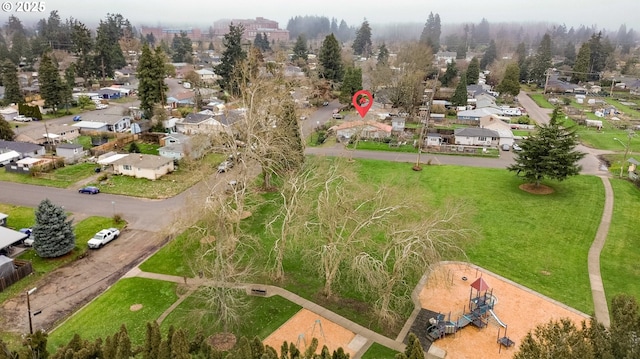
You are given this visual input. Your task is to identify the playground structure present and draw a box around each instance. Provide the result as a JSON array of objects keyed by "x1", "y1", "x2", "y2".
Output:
[{"x1": 425, "y1": 277, "x2": 516, "y2": 351}]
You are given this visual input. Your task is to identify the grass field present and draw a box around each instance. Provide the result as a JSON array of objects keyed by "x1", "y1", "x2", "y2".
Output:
[
  {"x1": 529, "y1": 93, "x2": 555, "y2": 109},
  {"x1": 138, "y1": 229, "x2": 200, "y2": 277},
  {"x1": 0, "y1": 163, "x2": 97, "y2": 188},
  {"x1": 362, "y1": 343, "x2": 399, "y2": 359},
  {"x1": 47, "y1": 278, "x2": 178, "y2": 350}
]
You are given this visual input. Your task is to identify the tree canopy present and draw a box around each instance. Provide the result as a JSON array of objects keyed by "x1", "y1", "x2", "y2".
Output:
[
  {"x1": 0, "y1": 116, "x2": 15, "y2": 140},
  {"x1": 496, "y1": 62, "x2": 521, "y2": 96},
  {"x1": 215, "y1": 24, "x2": 247, "y2": 96},
  {"x1": 291, "y1": 34, "x2": 308, "y2": 62},
  {"x1": 451, "y1": 73, "x2": 468, "y2": 106},
  {"x1": 507, "y1": 107, "x2": 585, "y2": 187},
  {"x1": 318, "y1": 33, "x2": 343, "y2": 82},
  {"x1": 419, "y1": 12, "x2": 441, "y2": 51},
  {"x1": 352, "y1": 20, "x2": 372, "y2": 57}
]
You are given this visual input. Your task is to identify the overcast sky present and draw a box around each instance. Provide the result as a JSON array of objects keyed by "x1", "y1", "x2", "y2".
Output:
[{"x1": 3, "y1": 0, "x2": 636, "y2": 32}]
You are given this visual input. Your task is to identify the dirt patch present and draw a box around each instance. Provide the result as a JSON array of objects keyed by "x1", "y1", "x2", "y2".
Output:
[
  {"x1": 417, "y1": 263, "x2": 589, "y2": 359},
  {"x1": 200, "y1": 236, "x2": 215, "y2": 244},
  {"x1": 207, "y1": 333, "x2": 237, "y2": 351},
  {"x1": 263, "y1": 309, "x2": 357, "y2": 357},
  {"x1": 130, "y1": 304, "x2": 143, "y2": 311},
  {"x1": 519, "y1": 183, "x2": 554, "y2": 195}
]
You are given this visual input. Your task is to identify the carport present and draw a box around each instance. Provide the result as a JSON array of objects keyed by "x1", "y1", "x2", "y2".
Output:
[{"x1": 0, "y1": 226, "x2": 28, "y2": 254}]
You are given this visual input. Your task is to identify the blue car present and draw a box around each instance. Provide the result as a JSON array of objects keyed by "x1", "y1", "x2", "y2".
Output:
[
  {"x1": 73, "y1": 115, "x2": 82, "y2": 121},
  {"x1": 79, "y1": 186, "x2": 100, "y2": 194}
]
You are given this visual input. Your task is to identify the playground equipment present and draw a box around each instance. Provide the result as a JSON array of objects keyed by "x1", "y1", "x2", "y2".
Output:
[{"x1": 425, "y1": 276, "x2": 516, "y2": 352}]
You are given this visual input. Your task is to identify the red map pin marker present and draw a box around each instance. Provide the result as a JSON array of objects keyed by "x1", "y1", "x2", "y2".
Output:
[{"x1": 352, "y1": 90, "x2": 373, "y2": 118}]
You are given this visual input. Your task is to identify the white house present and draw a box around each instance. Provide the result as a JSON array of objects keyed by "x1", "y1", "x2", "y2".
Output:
[
  {"x1": 176, "y1": 113, "x2": 229, "y2": 135},
  {"x1": 111, "y1": 154, "x2": 174, "y2": 181},
  {"x1": 454, "y1": 128, "x2": 499, "y2": 146},
  {"x1": 195, "y1": 69, "x2": 216, "y2": 82},
  {"x1": 72, "y1": 121, "x2": 109, "y2": 132},
  {"x1": 479, "y1": 114, "x2": 515, "y2": 146},
  {"x1": 457, "y1": 107, "x2": 503, "y2": 121},
  {"x1": 55, "y1": 143, "x2": 85, "y2": 164},
  {"x1": 331, "y1": 120, "x2": 393, "y2": 141}
]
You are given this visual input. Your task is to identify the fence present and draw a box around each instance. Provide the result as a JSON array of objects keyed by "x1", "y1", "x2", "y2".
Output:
[
  {"x1": 88, "y1": 133, "x2": 137, "y2": 157},
  {"x1": 0, "y1": 260, "x2": 33, "y2": 292}
]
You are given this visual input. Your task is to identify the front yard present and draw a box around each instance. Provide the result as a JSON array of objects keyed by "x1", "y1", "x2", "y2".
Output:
[{"x1": 0, "y1": 163, "x2": 97, "y2": 188}]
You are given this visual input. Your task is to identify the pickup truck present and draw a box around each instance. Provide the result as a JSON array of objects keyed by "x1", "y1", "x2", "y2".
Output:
[{"x1": 87, "y1": 228, "x2": 120, "y2": 249}]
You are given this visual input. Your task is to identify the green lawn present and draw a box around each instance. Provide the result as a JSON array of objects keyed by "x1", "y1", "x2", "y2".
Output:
[
  {"x1": 362, "y1": 343, "x2": 399, "y2": 359},
  {"x1": 529, "y1": 93, "x2": 555, "y2": 109},
  {"x1": 47, "y1": 278, "x2": 178, "y2": 350},
  {"x1": 0, "y1": 163, "x2": 97, "y2": 188},
  {"x1": 575, "y1": 127, "x2": 640, "y2": 152},
  {"x1": 161, "y1": 292, "x2": 302, "y2": 340},
  {"x1": 128, "y1": 142, "x2": 160, "y2": 155},
  {"x1": 138, "y1": 229, "x2": 200, "y2": 277},
  {"x1": 601, "y1": 179, "x2": 640, "y2": 304},
  {"x1": 348, "y1": 141, "x2": 418, "y2": 153},
  {"x1": 512, "y1": 130, "x2": 532, "y2": 137},
  {"x1": 85, "y1": 153, "x2": 225, "y2": 199},
  {"x1": 604, "y1": 98, "x2": 640, "y2": 118}
]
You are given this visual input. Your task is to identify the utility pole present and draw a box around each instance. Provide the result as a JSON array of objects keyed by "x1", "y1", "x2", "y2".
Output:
[
  {"x1": 415, "y1": 71, "x2": 439, "y2": 170},
  {"x1": 543, "y1": 68, "x2": 552, "y2": 94}
]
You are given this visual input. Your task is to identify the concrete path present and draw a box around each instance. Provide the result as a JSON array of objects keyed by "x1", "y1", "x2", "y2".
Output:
[
  {"x1": 126, "y1": 269, "x2": 407, "y2": 355},
  {"x1": 517, "y1": 91, "x2": 614, "y2": 327},
  {"x1": 588, "y1": 176, "x2": 614, "y2": 327}
]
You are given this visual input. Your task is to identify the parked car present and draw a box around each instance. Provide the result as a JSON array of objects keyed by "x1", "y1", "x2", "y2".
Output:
[
  {"x1": 13, "y1": 115, "x2": 32, "y2": 122},
  {"x1": 87, "y1": 228, "x2": 120, "y2": 249},
  {"x1": 73, "y1": 115, "x2": 82, "y2": 121},
  {"x1": 501, "y1": 144, "x2": 510, "y2": 151},
  {"x1": 79, "y1": 186, "x2": 100, "y2": 194},
  {"x1": 217, "y1": 160, "x2": 234, "y2": 173},
  {"x1": 96, "y1": 104, "x2": 108, "y2": 110},
  {"x1": 512, "y1": 143, "x2": 523, "y2": 152},
  {"x1": 322, "y1": 101, "x2": 329, "y2": 106},
  {"x1": 332, "y1": 113, "x2": 343, "y2": 119}
]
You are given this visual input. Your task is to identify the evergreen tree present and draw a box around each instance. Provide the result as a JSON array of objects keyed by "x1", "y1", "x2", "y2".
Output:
[
  {"x1": 514, "y1": 319, "x2": 593, "y2": 359},
  {"x1": 93, "y1": 14, "x2": 128, "y2": 79},
  {"x1": 103, "y1": 333, "x2": 117, "y2": 359},
  {"x1": 610, "y1": 294, "x2": 640, "y2": 357},
  {"x1": 137, "y1": 43, "x2": 167, "y2": 119},
  {"x1": 319, "y1": 33, "x2": 343, "y2": 82},
  {"x1": 564, "y1": 41, "x2": 576, "y2": 66},
  {"x1": 253, "y1": 32, "x2": 271, "y2": 52},
  {"x1": 466, "y1": 57, "x2": 480, "y2": 85},
  {"x1": 114, "y1": 325, "x2": 131, "y2": 359},
  {"x1": 507, "y1": 107, "x2": 585, "y2": 187},
  {"x1": 480, "y1": 39, "x2": 497, "y2": 70},
  {"x1": 170, "y1": 329, "x2": 190, "y2": 359},
  {"x1": 441, "y1": 61, "x2": 457, "y2": 87},
  {"x1": 171, "y1": 31, "x2": 192, "y2": 63},
  {"x1": 215, "y1": 24, "x2": 246, "y2": 96},
  {"x1": 419, "y1": 12, "x2": 441, "y2": 51},
  {"x1": 339, "y1": 67, "x2": 362, "y2": 104},
  {"x1": 572, "y1": 42, "x2": 590, "y2": 83},
  {"x1": 588, "y1": 32, "x2": 612, "y2": 80},
  {"x1": 0, "y1": 116, "x2": 15, "y2": 141},
  {"x1": 352, "y1": 20, "x2": 372, "y2": 57},
  {"x1": 377, "y1": 43, "x2": 389, "y2": 65},
  {"x1": 32, "y1": 199, "x2": 75, "y2": 258},
  {"x1": 451, "y1": 73, "x2": 468, "y2": 106},
  {"x1": 291, "y1": 35, "x2": 308, "y2": 62},
  {"x1": 496, "y1": 62, "x2": 521, "y2": 96},
  {"x1": 1, "y1": 60, "x2": 23, "y2": 104},
  {"x1": 250, "y1": 336, "x2": 264, "y2": 359},
  {"x1": 531, "y1": 33, "x2": 552, "y2": 85},
  {"x1": 337, "y1": 19, "x2": 352, "y2": 43},
  {"x1": 142, "y1": 322, "x2": 161, "y2": 359},
  {"x1": 70, "y1": 21, "x2": 94, "y2": 86},
  {"x1": 39, "y1": 52, "x2": 64, "y2": 113}
]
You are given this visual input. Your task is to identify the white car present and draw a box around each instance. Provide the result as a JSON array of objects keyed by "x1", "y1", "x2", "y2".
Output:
[
  {"x1": 87, "y1": 228, "x2": 120, "y2": 249},
  {"x1": 96, "y1": 104, "x2": 109, "y2": 110},
  {"x1": 13, "y1": 115, "x2": 32, "y2": 122}
]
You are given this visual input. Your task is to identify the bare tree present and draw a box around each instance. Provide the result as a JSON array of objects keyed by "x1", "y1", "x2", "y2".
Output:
[
  {"x1": 266, "y1": 162, "x2": 316, "y2": 282},
  {"x1": 351, "y1": 202, "x2": 472, "y2": 327},
  {"x1": 306, "y1": 160, "x2": 403, "y2": 298}
]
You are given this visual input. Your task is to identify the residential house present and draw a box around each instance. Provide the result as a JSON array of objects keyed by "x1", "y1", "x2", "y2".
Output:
[
  {"x1": 426, "y1": 133, "x2": 443, "y2": 147},
  {"x1": 0, "y1": 106, "x2": 18, "y2": 119},
  {"x1": 435, "y1": 51, "x2": 457, "y2": 64},
  {"x1": 474, "y1": 93, "x2": 499, "y2": 110},
  {"x1": 159, "y1": 133, "x2": 210, "y2": 160},
  {"x1": 167, "y1": 92, "x2": 195, "y2": 108},
  {"x1": 55, "y1": 143, "x2": 85, "y2": 164},
  {"x1": 100, "y1": 116, "x2": 132, "y2": 133},
  {"x1": 391, "y1": 117, "x2": 406, "y2": 132},
  {"x1": 111, "y1": 154, "x2": 174, "y2": 180},
  {"x1": 479, "y1": 115, "x2": 515, "y2": 146},
  {"x1": 72, "y1": 121, "x2": 109, "y2": 133},
  {"x1": 454, "y1": 128, "x2": 499, "y2": 147},
  {"x1": 284, "y1": 66, "x2": 304, "y2": 77},
  {"x1": 195, "y1": 69, "x2": 216, "y2": 82},
  {"x1": 5, "y1": 157, "x2": 48, "y2": 174},
  {"x1": 457, "y1": 107, "x2": 503, "y2": 121},
  {"x1": 331, "y1": 120, "x2": 393, "y2": 141},
  {"x1": 176, "y1": 112, "x2": 232, "y2": 135},
  {"x1": 0, "y1": 150, "x2": 20, "y2": 166},
  {"x1": 15, "y1": 124, "x2": 80, "y2": 144},
  {"x1": 0, "y1": 140, "x2": 45, "y2": 158},
  {"x1": 114, "y1": 68, "x2": 135, "y2": 78},
  {"x1": 162, "y1": 117, "x2": 180, "y2": 133}
]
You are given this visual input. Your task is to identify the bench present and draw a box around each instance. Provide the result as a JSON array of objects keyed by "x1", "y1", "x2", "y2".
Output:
[{"x1": 250, "y1": 288, "x2": 267, "y2": 296}]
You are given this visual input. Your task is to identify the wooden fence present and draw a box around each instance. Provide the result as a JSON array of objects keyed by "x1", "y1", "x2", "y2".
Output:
[
  {"x1": 88, "y1": 133, "x2": 137, "y2": 157},
  {"x1": 0, "y1": 260, "x2": 34, "y2": 292}
]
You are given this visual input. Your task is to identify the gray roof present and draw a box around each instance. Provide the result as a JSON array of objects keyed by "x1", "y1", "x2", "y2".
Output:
[
  {"x1": 183, "y1": 113, "x2": 213, "y2": 124},
  {"x1": 56, "y1": 143, "x2": 83, "y2": 149},
  {"x1": 0, "y1": 140, "x2": 44, "y2": 154},
  {"x1": 0, "y1": 226, "x2": 28, "y2": 249},
  {"x1": 454, "y1": 128, "x2": 499, "y2": 137},
  {"x1": 111, "y1": 154, "x2": 173, "y2": 168}
]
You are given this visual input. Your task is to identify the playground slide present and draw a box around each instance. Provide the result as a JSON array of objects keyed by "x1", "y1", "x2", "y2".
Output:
[{"x1": 488, "y1": 309, "x2": 507, "y2": 328}]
